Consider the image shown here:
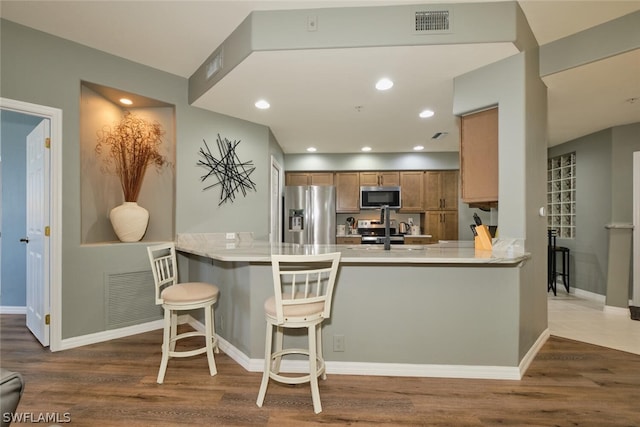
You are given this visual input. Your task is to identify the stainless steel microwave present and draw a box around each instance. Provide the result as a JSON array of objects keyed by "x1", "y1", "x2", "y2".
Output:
[{"x1": 360, "y1": 186, "x2": 401, "y2": 209}]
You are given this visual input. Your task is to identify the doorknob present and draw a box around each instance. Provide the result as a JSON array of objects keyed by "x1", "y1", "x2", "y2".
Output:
[{"x1": 20, "y1": 238, "x2": 29, "y2": 243}]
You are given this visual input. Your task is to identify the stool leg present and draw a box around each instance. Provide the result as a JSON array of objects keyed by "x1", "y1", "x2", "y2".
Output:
[
  {"x1": 204, "y1": 304, "x2": 217, "y2": 377},
  {"x1": 169, "y1": 311, "x2": 178, "y2": 352},
  {"x1": 256, "y1": 322, "x2": 273, "y2": 408},
  {"x1": 272, "y1": 326, "x2": 283, "y2": 374},
  {"x1": 317, "y1": 324, "x2": 326, "y2": 381},
  {"x1": 308, "y1": 323, "x2": 322, "y2": 414},
  {"x1": 563, "y1": 251, "x2": 570, "y2": 292},
  {"x1": 157, "y1": 308, "x2": 172, "y2": 384}
]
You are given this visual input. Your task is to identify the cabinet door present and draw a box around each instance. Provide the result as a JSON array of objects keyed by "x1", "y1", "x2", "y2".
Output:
[
  {"x1": 460, "y1": 107, "x2": 498, "y2": 204},
  {"x1": 424, "y1": 212, "x2": 442, "y2": 243},
  {"x1": 399, "y1": 171, "x2": 423, "y2": 211},
  {"x1": 335, "y1": 172, "x2": 360, "y2": 213},
  {"x1": 309, "y1": 172, "x2": 334, "y2": 186},
  {"x1": 359, "y1": 171, "x2": 400, "y2": 186},
  {"x1": 379, "y1": 171, "x2": 400, "y2": 186},
  {"x1": 286, "y1": 172, "x2": 310, "y2": 186},
  {"x1": 440, "y1": 171, "x2": 459, "y2": 210},
  {"x1": 441, "y1": 211, "x2": 458, "y2": 240},
  {"x1": 359, "y1": 172, "x2": 379, "y2": 186},
  {"x1": 286, "y1": 172, "x2": 334, "y2": 186},
  {"x1": 424, "y1": 171, "x2": 442, "y2": 210},
  {"x1": 424, "y1": 211, "x2": 459, "y2": 243}
]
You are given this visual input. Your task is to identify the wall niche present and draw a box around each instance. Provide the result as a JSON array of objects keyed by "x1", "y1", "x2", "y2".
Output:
[{"x1": 80, "y1": 81, "x2": 176, "y2": 244}]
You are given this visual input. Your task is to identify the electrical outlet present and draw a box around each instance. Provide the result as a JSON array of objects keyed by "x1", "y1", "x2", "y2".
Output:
[
  {"x1": 225, "y1": 232, "x2": 236, "y2": 240},
  {"x1": 307, "y1": 15, "x2": 318, "y2": 32},
  {"x1": 333, "y1": 334, "x2": 345, "y2": 352}
]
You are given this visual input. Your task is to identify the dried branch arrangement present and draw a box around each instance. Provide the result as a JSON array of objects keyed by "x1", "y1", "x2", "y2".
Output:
[{"x1": 96, "y1": 111, "x2": 167, "y2": 202}]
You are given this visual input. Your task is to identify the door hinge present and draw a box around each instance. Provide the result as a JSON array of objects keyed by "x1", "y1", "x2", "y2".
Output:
[
  {"x1": 45, "y1": 314, "x2": 50, "y2": 325},
  {"x1": 45, "y1": 137, "x2": 51, "y2": 149},
  {"x1": 45, "y1": 226, "x2": 50, "y2": 237}
]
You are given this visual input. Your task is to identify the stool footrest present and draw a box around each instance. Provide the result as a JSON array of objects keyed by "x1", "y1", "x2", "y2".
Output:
[{"x1": 268, "y1": 349, "x2": 325, "y2": 384}]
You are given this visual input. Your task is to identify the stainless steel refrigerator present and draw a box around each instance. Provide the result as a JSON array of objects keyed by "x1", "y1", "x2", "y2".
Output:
[{"x1": 284, "y1": 186, "x2": 336, "y2": 245}]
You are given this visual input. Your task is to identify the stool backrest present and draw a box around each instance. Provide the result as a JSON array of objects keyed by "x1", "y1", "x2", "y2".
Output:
[
  {"x1": 147, "y1": 243, "x2": 178, "y2": 305},
  {"x1": 270, "y1": 253, "x2": 341, "y2": 324}
]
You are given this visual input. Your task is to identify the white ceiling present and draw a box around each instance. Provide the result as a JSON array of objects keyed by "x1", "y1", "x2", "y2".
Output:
[{"x1": 1, "y1": 0, "x2": 639, "y2": 153}]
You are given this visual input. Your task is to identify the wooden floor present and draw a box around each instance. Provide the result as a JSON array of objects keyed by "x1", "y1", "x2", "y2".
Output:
[{"x1": 1, "y1": 314, "x2": 639, "y2": 426}]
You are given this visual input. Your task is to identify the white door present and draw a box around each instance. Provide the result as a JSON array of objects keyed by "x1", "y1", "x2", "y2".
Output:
[
  {"x1": 270, "y1": 156, "x2": 283, "y2": 244},
  {"x1": 26, "y1": 119, "x2": 50, "y2": 346}
]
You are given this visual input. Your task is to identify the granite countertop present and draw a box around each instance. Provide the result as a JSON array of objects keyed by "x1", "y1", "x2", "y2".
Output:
[{"x1": 176, "y1": 233, "x2": 529, "y2": 265}]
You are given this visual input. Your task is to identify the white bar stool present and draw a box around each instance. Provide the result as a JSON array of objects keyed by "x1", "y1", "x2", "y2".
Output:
[
  {"x1": 256, "y1": 252, "x2": 341, "y2": 414},
  {"x1": 147, "y1": 243, "x2": 220, "y2": 384}
]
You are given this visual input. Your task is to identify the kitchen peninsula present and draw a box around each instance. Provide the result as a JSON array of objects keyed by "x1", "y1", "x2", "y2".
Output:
[{"x1": 176, "y1": 233, "x2": 542, "y2": 380}]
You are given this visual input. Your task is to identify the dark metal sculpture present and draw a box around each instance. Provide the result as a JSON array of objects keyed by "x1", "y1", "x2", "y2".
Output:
[{"x1": 198, "y1": 134, "x2": 257, "y2": 205}]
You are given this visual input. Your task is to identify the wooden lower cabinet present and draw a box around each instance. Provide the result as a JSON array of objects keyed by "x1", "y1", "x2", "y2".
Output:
[
  {"x1": 404, "y1": 236, "x2": 432, "y2": 245},
  {"x1": 336, "y1": 236, "x2": 361, "y2": 245},
  {"x1": 424, "y1": 211, "x2": 458, "y2": 243}
]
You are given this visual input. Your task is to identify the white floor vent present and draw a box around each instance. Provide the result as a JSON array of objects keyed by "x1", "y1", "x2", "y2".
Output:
[
  {"x1": 413, "y1": 9, "x2": 452, "y2": 34},
  {"x1": 105, "y1": 270, "x2": 162, "y2": 330}
]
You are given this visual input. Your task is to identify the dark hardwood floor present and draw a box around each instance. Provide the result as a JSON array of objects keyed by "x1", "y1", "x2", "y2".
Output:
[{"x1": 1, "y1": 314, "x2": 639, "y2": 426}]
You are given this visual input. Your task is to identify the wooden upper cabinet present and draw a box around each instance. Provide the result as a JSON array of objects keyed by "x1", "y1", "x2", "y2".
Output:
[
  {"x1": 335, "y1": 172, "x2": 360, "y2": 213},
  {"x1": 285, "y1": 172, "x2": 334, "y2": 186},
  {"x1": 424, "y1": 171, "x2": 458, "y2": 211},
  {"x1": 460, "y1": 107, "x2": 498, "y2": 205},
  {"x1": 399, "y1": 171, "x2": 424, "y2": 212},
  {"x1": 359, "y1": 171, "x2": 400, "y2": 187}
]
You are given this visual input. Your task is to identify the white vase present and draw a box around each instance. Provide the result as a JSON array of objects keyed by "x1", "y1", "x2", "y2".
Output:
[{"x1": 109, "y1": 202, "x2": 149, "y2": 242}]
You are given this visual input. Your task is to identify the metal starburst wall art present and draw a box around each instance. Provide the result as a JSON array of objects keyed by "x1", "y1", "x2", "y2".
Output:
[{"x1": 197, "y1": 134, "x2": 257, "y2": 205}]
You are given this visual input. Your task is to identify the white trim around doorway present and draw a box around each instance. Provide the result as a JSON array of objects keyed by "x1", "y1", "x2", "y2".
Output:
[{"x1": 0, "y1": 97, "x2": 62, "y2": 351}]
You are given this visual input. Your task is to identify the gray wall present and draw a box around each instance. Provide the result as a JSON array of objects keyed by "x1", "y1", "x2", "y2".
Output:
[
  {"x1": 1, "y1": 19, "x2": 279, "y2": 338},
  {"x1": 549, "y1": 122, "x2": 640, "y2": 296},
  {"x1": 0, "y1": 110, "x2": 43, "y2": 306}
]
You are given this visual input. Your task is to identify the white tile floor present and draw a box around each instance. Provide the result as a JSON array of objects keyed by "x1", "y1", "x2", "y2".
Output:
[{"x1": 548, "y1": 291, "x2": 640, "y2": 355}]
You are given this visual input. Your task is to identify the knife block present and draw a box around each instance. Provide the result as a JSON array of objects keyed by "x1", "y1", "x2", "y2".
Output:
[{"x1": 474, "y1": 224, "x2": 493, "y2": 251}]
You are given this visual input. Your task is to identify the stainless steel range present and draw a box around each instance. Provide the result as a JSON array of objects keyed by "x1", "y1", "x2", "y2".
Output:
[{"x1": 357, "y1": 219, "x2": 405, "y2": 245}]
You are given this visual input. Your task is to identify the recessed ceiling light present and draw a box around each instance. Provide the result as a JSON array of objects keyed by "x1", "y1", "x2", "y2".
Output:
[
  {"x1": 255, "y1": 99, "x2": 270, "y2": 109},
  {"x1": 119, "y1": 98, "x2": 133, "y2": 105},
  {"x1": 361, "y1": 146, "x2": 372, "y2": 152},
  {"x1": 306, "y1": 147, "x2": 317, "y2": 152},
  {"x1": 413, "y1": 145, "x2": 425, "y2": 151},
  {"x1": 419, "y1": 109, "x2": 435, "y2": 118},
  {"x1": 375, "y1": 78, "x2": 393, "y2": 91}
]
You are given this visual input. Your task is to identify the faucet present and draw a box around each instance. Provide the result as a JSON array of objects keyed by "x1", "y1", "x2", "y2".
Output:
[{"x1": 380, "y1": 205, "x2": 391, "y2": 250}]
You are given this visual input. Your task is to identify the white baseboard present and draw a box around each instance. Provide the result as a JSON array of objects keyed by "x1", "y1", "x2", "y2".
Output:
[
  {"x1": 59, "y1": 319, "x2": 164, "y2": 351},
  {"x1": 187, "y1": 315, "x2": 546, "y2": 381},
  {"x1": 38, "y1": 314, "x2": 547, "y2": 381},
  {"x1": 571, "y1": 288, "x2": 606, "y2": 303},
  {"x1": 603, "y1": 305, "x2": 631, "y2": 315},
  {"x1": 0, "y1": 306, "x2": 27, "y2": 314}
]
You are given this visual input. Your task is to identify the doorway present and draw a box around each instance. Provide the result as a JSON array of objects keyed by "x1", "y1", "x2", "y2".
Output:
[{"x1": 0, "y1": 98, "x2": 62, "y2": 351}]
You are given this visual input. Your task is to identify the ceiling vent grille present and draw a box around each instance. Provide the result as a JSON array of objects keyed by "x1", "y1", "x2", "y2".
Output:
[{"x1": 413, "y1": 9, "x2": 452, "y2": 34}]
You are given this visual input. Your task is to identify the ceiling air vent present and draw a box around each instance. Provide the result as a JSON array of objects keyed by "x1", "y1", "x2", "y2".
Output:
[
  {"x1": 413, "y1": 8, "x2": 453, "y2": 34},
  {"x1": 206, "y1": 49, "x2": 223, "y2": 80}
]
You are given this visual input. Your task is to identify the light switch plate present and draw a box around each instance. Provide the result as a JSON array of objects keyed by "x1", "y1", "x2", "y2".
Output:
[{"x1": 226, "y1": 232, "x2": 236, "y2": 240}]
